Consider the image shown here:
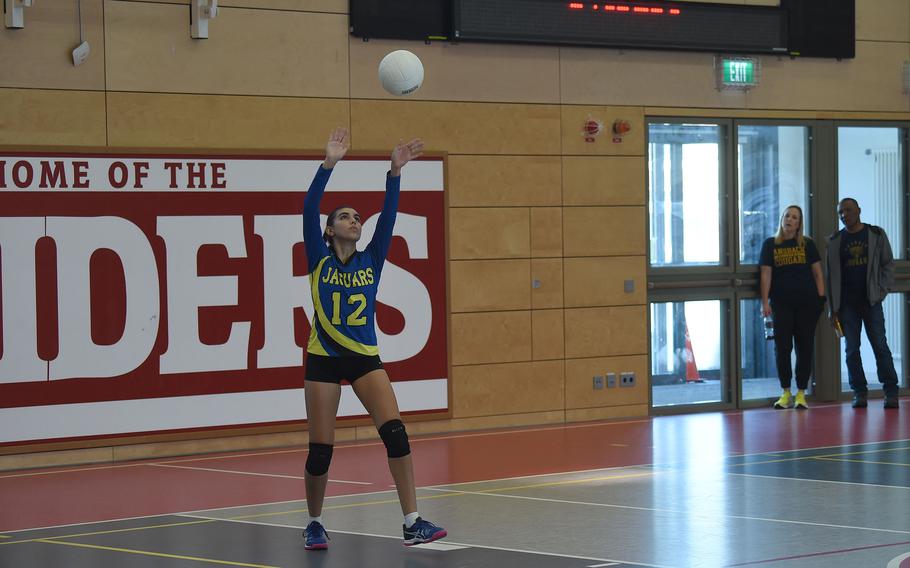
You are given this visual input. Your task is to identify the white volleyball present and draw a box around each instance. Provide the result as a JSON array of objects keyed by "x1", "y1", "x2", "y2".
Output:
[{"x1": 378, "y1": 50, "x2": 424, "y2": 96}]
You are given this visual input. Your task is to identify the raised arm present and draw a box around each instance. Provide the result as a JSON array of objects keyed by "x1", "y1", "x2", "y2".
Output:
[
  {"x1": 303, "y1": 128, "x2": 349, "y2": 268},
  {"x1": 368, "y1": 138, "x2": 424, "y2": 266}
]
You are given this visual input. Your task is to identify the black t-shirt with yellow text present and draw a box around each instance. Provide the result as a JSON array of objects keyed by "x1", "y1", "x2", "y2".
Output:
[
  {"x1": 759, "y1": 237, "x2": 821, "y2": 303},
  {"x1": 840, "y1": 226, "x2": 868, "y2": 306}
]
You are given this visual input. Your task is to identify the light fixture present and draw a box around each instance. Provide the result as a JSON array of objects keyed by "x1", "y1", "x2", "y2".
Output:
[
  {"x1": 191, "y1": 0, "x2": 218, "y2": 39},
  {"x1": 4, "y1": 0, "x2": 33, "y2": 29}
]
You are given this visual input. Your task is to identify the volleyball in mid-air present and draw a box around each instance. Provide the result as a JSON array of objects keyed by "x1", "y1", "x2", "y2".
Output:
[{"x1": 378, "y1": 50, "x2": 424, "y2": 96}]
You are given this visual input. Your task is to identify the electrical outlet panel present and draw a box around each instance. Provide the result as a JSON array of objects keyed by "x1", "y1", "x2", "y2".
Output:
[{"x1": 620, "y1": 371, "x2": 636, "y2": 387}]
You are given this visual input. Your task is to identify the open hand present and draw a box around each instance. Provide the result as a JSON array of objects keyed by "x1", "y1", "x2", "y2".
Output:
[
  {"x1": 390, "y1": 138, "x2": 424, "y2": 175},
  {"x1": 324, "y1": 127, "x2": 350, "y2": 169}
]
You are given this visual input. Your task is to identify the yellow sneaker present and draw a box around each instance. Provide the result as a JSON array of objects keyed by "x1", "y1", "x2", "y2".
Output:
[
  {"x1": 773, "y1": 390, "x2": 792, "y2": 409},
  {"x1": 794, "y1": 390, "x2": 809, "y2": 410}
]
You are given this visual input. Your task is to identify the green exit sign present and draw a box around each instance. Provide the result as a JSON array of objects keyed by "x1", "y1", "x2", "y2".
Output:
[{"x1": 716, "y1": 56, "x2": 760, "y2": 90}]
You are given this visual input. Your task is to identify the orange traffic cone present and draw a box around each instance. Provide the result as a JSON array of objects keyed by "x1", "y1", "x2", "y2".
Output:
[{"x1": 683, "y1": 325, "x2": 701, "y2": 383}]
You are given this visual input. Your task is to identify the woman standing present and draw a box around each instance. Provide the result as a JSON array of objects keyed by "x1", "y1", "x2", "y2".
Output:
[
  {"x1": 301, "y1": 127, "x2": 446, "y2": 549},
  {"x1": 759, "y1": 205, "x2": 826, "y2": 410}
]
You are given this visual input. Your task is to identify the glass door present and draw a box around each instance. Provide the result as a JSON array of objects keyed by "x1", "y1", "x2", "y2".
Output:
[
  {"x1": 737, "y1": 124, "x2": 812, "y2": 403},
  {"x1": 836, "y1": 127, "x2": 907, "y2": 395},
  {"x1": 648, "y1": 121, "x2": 731, "y2": 410},
  {"x1": 649, "y1": 119, "x2": 909, "y2": 413}
]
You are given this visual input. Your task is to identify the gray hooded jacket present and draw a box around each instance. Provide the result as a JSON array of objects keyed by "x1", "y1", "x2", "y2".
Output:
[{"x1": 825, "y1": 224, "x2": 895, "y2": 313}]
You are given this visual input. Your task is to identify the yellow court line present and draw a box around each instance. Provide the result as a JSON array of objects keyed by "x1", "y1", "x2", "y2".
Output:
[
  {"x1": 220, "y1": 471, "x2": 654, "y2": 523},
  {"x1": 36, "y1": 539, "x2": 278, "y2": 568},
  {"x1": 4, "y1": 471, "x2": 656, "y2": 548},
  {"x1": 225, "y1": 493, "x2": 453, "y2": 521},
  {"x1": 819, "y1": 446, "x2": 910, "y2": 458},
  {"x1": 473, "y1": 471, "x2": 654, "y2": 494},
  {"x1": 0, "y1": 535, "x2": 9, "y2": 538},
  {"x1": 814, "y1": 457, "x2": 910, "y2": 468},
  {"x1": 730, "y1": 446, "x2": 910, "y2": 467},
  {"x1": 0, "y1": 519, "x2": 215, "y2": 547}
]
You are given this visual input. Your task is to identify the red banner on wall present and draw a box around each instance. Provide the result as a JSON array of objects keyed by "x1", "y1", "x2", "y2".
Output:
[{"x1": 0, "y1": 153, "x2": 448, "y2": 444}]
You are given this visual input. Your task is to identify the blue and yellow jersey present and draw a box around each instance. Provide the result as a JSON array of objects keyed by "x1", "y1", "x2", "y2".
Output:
[{"x1": 302, "y1": 165, "x2": 399, "y2": 357}]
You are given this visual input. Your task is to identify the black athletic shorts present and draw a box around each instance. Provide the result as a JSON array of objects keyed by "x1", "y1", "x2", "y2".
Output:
[{"x1": 305, "y1": 354, "x2": 384, "y2": 384}]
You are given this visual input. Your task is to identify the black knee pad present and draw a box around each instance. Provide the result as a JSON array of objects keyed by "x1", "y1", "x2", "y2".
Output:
[
  {"x1": 305, "y1": 442, "x2": 334, "y2": 476},
  {"x1": 378, "y1": 419, "x2": 410, "y2": 458}
]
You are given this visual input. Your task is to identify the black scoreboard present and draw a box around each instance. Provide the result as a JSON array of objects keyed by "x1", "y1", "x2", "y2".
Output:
[
  {"x1": 454, "y1": 1, "x2": 785, "y2": 54},
  {"x1": 350, "y1": 0, "x2": 855, "y2": 59}
]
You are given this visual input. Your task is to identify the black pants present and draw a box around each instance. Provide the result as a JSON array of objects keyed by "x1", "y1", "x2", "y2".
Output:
[{"x1": 771, "y1": 299, "x2": 823, "y2": 390}]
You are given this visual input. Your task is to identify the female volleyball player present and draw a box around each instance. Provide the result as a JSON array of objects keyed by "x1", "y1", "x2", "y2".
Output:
[
  {"x1": 759, "y1": 205, "x2": 825, "y2": 410},
  {"x1": 301, "y1": 127, "x2": 446, "y2": 550}
]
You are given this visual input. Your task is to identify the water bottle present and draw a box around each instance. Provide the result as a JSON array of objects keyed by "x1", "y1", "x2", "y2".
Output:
[{"x1": 763, "y1": 314, "x2": 774, "y2": 340}]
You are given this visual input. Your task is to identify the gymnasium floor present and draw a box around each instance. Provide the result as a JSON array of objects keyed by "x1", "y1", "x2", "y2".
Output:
[{"x1": 1, "y1": 399, "x2": 908, "y2": 568}]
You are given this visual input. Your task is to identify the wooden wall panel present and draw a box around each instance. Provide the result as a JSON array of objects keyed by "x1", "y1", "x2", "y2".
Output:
[
  {"x1": 561, "y1": 106, "x2": 645, "y2": 156},
  {"x1": 564, "y1": 256, "x2": 646, "y2": 307},
  {"x1": 351, "y1": 100, "x2": 562, "y2": 155},
  {"x1": 112, "y1": 430, "x2": 317, "y2": 462},
  {"x1": 450, "y1": 260, "x2": 530, "y2": 313},
  {"x1": 856, "y1": 0, "x2": 910, "y2": 42},
  {"x1": 105, "y1": 2, "x2": 349, "y2": 97},
  {"x1": 530, "y1": 207, "x2": 563, "y2": 257},
  {"x1": 565, "y1": 355, "x2": 648, "y2": 409},
  {"x1": 0, "y1": 89, "x2": 107, "y2": 146},
  {"x1": 563, "y1": 206, "x2": 646, "y2": 257},
  {"x1": 564, "y1": 306, "x2": 647, "y2": 358},
  {"x1": 106, "y1": 92, "x2": 349, "y2": 148},
  {"x1": 533, "y1": 310, "x2": 565, "y2": 360},
  {"x1": 404, "y1": 411, "x2": 566, "y2": 436},
  {"x1": 350, "y1": 39, "x2": 561, "y2": 103},
  {"x1": 222, "y1": 0, "x2": 347, "y2": 10},
  {"x1": 0, "y1": 447, "x2": 113, "y2": 472},
  {"x1": 449, "y1": 208, "x2": 530, "y2": 260},
  {"x1": 566, "y1": 405, "x2": 649, "y2": 423},
  {"x1": 531, "y1": 258, "x2": 563, "y2": 309},
  {"x1": 0, "y1": 1, "x2": 105, "y2": 91},
  {"x1": 563, "y1": 156, "x2": 646, "y2": 206},
  {"x1": 113, "y1": 0, "x2": 347, "y2": 10},
  {"x1": 562, "y1": 38, "x2": 910, "y2": 113},
  {"x1": 451, "y1": 311, "x2": 532, "y2": 365},
  {"x1": 748, "y1": 42, "x2": 908, "y2": 111},
  {"x1": 451, "y1": 361, "x2": 564, "y2": 417},
  {"x1": 448, "y1": 156, "x2": 561, "y2": 207},
  {"x1": 560, "y1": 49, "x2": 747, "y2": 109}
]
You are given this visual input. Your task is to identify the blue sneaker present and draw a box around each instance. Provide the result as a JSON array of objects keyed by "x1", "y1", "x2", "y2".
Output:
[
  {"x1": 303, "y1": 521, "x2": 329, "y2": 550},
  {"x1": 403, "y1": 517, "x2": 447, "y2": 546}
]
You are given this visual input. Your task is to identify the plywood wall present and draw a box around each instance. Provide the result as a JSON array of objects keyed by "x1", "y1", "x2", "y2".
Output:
[{"x1": 2, "y1": 0, "x2": 909, "y2": 449}]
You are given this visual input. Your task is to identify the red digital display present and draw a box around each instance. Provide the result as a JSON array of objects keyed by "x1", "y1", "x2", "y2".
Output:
[
  {"x1": 568, "y1": 2, "x2": 682, "y2": 15},
  {"x1": 457, "y1": 0, "x2": 787, "y2": 56}
]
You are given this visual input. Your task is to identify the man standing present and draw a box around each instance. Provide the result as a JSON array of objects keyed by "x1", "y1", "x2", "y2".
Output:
[{"x1": 826, "y1": 198, "x2": 900, "y2": 409}]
